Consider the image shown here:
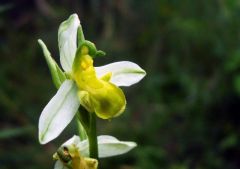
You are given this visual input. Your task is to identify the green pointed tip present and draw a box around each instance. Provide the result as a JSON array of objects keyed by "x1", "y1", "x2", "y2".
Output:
[
  {"x1": 77, "y1": 25, "x2": 85, "y2": 47},
  {"x1": 96, "y1": 50, "x2": 106, "y2": 57}
]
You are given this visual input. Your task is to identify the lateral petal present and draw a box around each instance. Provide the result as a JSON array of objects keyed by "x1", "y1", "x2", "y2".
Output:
[
  {"x1": 95, "y1": 61, "x2": 146, "y2": 86},
  {"x1": 78, "y1": 135, "x2": 137, "y2": 158}
]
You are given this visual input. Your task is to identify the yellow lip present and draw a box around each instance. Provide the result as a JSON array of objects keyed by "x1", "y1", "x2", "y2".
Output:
[{"x1": 72, "y1": 46, "x2": 126, "y2": 119}]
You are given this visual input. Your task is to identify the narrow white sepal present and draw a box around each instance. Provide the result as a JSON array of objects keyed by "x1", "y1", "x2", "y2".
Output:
[
  {"x1": 58, "y1": 14, "x2": 80, "y2": 72},
  {"x1": 38, "y1": 80, "x2": 80, "y2": 144},
  {"x1": 54, "y1": 160, "x2": 68, "y2": 169},
  {"x1": 95, "y1": 61, "x2": 146, "y2": 86}
]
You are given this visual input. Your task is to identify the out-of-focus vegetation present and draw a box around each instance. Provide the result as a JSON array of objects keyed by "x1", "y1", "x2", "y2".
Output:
[{"x1": 1, "y1": 0, "x2": 240, "y2": 169}]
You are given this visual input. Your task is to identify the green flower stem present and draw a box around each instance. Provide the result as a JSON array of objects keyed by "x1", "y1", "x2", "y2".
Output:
[
  {"x1": 77, "y1": 107, "x2": 98, "y2": 159},
  {"x1": 88, "y1": 112, "x2": 98, "y2": 159}
]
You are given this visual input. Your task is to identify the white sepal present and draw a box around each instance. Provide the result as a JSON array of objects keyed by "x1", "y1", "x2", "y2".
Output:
[
  {"x1": 58, "y1": 14, "x2": 80, "y2": 72},
  {"x1": 38, "y1": 80, "x2": 80, "y2": 144}
]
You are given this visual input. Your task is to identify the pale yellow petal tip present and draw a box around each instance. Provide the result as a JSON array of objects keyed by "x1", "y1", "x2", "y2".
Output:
[
  {"x1": 84, "y1": 157, "x2": 98, "y2": 169},
  {"x1": 100, "y1": 72, "x2": 112, "y2": 82}
]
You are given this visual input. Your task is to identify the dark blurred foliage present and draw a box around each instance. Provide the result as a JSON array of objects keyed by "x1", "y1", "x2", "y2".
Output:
[{"x1": 1, "y1": 0, "x2": 240, "y2": 169}]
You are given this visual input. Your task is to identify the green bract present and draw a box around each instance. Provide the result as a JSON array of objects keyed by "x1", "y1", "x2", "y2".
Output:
[{"x1": 38, "y1": 14, "x2": 146, "y2": 144}]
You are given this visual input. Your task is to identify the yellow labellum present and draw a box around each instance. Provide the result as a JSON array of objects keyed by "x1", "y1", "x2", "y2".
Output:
[{"x1": 72, "y1": 46, "x2": 126, "y2": 119}]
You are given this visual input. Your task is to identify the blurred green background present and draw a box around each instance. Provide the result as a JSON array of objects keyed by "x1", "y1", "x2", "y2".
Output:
[{"x1": 1, "y1": 0, "x2": 240, "y2": 169}]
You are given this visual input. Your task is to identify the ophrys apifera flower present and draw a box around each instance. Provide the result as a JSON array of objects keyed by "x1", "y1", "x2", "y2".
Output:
[{"x1": 38, "y1": 14, "x2": 146, "y2": 144}]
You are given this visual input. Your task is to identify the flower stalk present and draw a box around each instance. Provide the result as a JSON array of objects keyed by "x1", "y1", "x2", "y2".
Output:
[
  {"x1": 77, "y1": 106, "x2": 98, "y2": 158},
  {"x1": 88, "y1": 113, "x2": 98, "y2": 159},
  {"x1": 77, "y1": 107, "x2": 99, "y2": 158}
]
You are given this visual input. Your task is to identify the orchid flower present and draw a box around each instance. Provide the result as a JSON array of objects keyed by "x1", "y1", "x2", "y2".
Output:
[
  {"x1": 38, "y1": 14, "x2": 146, "y2": 144},
  {"x1": 53, "y1": 135, "x2": 136, "y2": 169}
]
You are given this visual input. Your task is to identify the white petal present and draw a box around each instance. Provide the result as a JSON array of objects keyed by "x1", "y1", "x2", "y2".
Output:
[
  {"x1": 76, "y1": 138, "x2": 89, "y2": 156},
  {"x1": 58, "y1": 14, "x2": 80, "y2": 72},
  {"x1": 95, "y1": 61, "x2": 146, "y2": 86},
  {"x1": 54, "y1": 160, "x2": 68, "y2": 169},
  {"x1": 97, "y1": 135, "x2": 137, "y2": 158},
  {"x1": 38, "y1": 80, "x2": 80, "y2": 144},
  {"x1": 78, "y1": 135, "x2": 137, "y2": 158}
]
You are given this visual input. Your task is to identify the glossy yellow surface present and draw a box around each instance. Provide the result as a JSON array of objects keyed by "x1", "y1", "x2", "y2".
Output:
[{"x1": 72, "y1": 46, "x2": 126, "y2": 119}]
